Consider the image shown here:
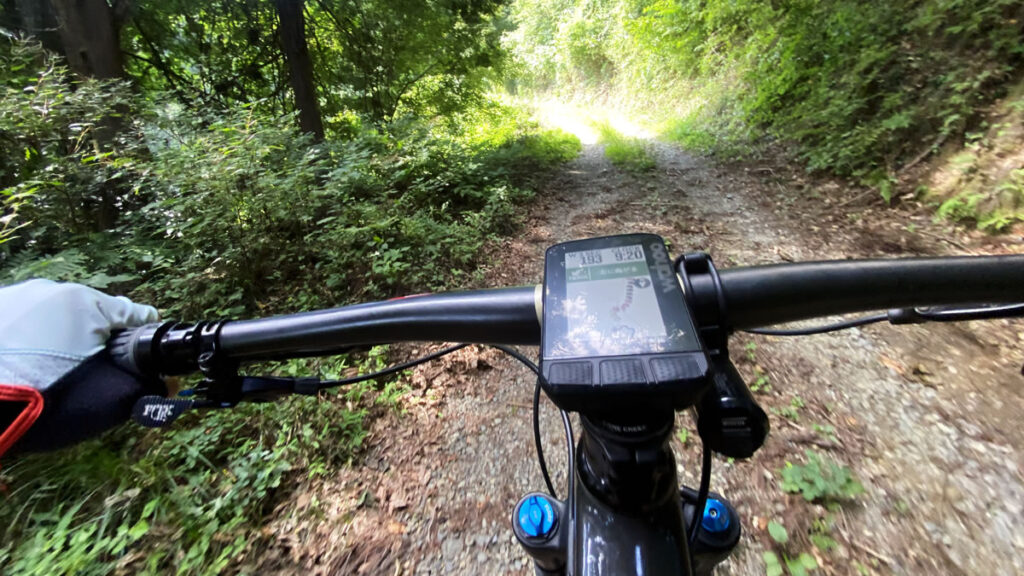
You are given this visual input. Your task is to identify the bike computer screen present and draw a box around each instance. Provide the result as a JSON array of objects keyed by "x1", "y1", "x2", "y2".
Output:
[{"x1": 540, "y1": 234, "x2": 710, "y2": 414}]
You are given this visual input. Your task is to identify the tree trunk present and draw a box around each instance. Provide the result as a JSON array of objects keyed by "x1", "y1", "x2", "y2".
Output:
[
  {"x1": 274, "y1": 0, "x2": 325, "y2": 141},
  {"x1": 13, "y1": 0, "x2": 64, "y2": 54},
  {"x1": 49, "y1": 0, "x2": 124, "y2": 231},
  {"x1": 49, "y1": 0, "x2": 123, "y2": 80}
]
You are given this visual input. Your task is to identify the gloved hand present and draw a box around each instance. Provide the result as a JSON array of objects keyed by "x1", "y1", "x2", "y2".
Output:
[{"x1": 0, "y1": 279, "x2": 166, "y2": 456}]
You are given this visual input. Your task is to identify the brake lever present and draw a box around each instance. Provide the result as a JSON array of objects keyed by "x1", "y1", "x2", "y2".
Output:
[
  {"x1": 238, "y1": 375, "x2": 322, "y2": 401},
  {"x1": 131, "y1": 375, "x2": 323, "y2": 428},
  {"x1": 132, "y1": 396, "x2": 199, "y2": 427}
]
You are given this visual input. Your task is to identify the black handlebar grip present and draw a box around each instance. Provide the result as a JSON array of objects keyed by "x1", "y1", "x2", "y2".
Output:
[
  {"x1": 695, "y1": 358, "x2": 770, "y2": 459},
  {"x1": 106, "y1": 323, "x2": 164, "y2": 377}
]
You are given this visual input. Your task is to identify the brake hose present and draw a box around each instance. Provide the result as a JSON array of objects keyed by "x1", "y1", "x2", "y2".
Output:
[
  {"x1": 743, "y1": 303, "x2": 1024, "y2": 336},
  {"x1": 689, "y1": 440, "x2": 712, "y2": 544},
  {"x1": 491, "y1": 344, "x2": 574, "y2": 501},
  {"x1": 210, "y1": 340, "x2": 571, "y2": 499}
]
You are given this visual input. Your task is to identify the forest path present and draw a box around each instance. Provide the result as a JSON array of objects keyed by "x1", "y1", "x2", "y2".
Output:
[{"x1": 265, "y1": 140, "x2": 1024, "y2": 576}]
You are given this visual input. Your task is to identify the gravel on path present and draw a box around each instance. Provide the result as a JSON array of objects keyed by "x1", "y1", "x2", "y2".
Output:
[{"x1": 263, "y1": 142, "x2": 1023, "y2": 576}]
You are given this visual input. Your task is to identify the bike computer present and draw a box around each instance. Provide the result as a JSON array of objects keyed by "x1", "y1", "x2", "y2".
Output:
[{"x1": 540, "y1": 234, "x2": 710, "y2": 414}]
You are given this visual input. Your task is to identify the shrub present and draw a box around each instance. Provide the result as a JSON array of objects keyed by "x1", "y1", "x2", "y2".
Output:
[
  {"x1": 595, "y1": 121, "x2": 655, "y2": 172},
  {"x1": 780, "y1": 450, "x2": 864, "y2": 504}
]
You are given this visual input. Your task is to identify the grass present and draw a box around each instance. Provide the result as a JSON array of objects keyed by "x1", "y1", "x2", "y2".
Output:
[
  {"x1": 594, "y1": 121, "x2": 656, "y2": 172},
  {"x1": 0, "y1": 354, "x2": 384, "y2": 575}
]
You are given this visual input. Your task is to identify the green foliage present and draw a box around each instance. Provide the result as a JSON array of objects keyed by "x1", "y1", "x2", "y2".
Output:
[
  {"x1": 676, "y1": 428, "x2": 688, "y2": 446},
  {"x1": 0, "y1": 351, "x2": 385, "y2": 575},
  {"x1": 646, "y1": 0, "x2": 1022, "y2": 175},
  {"x1": 764, "y1": 551, "x2": 785, "y2": 576},
  {"x1": 511, "y1": 0, "x2": 1024, "y2": 180},
  {"x1": 978, "y1": 168, "x2": 1024, "y2": 231},
  {"x1": 809, "y1": 515, "x2": 839, "y2": 552},
  {"x1": 750, "y1": 366, "x2": 771, "y2": 393},
  {"x1": 764, "y1": 522, "x2": 818, "y2": 576},
  {"x1": 3, "y1": 85, "x2": 573, "y2": 316},
  {"x1": 937, "y1": 192, "x2": 986, "y2": 226},
  {"x1": 767, "y1": 520, "x2": 788, "y2": 544},
  {"x1": 0, "y1": 38, "x2": 141, "y2": 249},
  {"x1": 594, "y1": 121, "x2": 655, "y2": 171},
  {"x1": 764, "y1": 551, "x2": 818, "y2": 576},
  {"x1": 0, "y1": 26, "x2": 579, "y2": 575},
  {"x1": 658, "y1": 82, "x2": 760, "y2": 160},
  {"x1": 776, "y1": 396, "x2": 805, "y2": 422},
  {"x1": 744, "y1": 341, "x2": 758, "y2": 361},
  {"x1": 507, "y1": 0, "x2": 625, "y2": 90},
  {"x1": 780, "y1": 450, "x2": 864, "y2": 504},
  {"x1": 123, "y1": 0, "x2": 509, "y2": 124},
  {"x1": 812, "y1": 423, "x2": 836, "y2": 442}
]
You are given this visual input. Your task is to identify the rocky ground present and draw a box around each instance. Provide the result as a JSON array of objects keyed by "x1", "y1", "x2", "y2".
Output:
[{"x1": 261, "y1": 141, "x2": 1024, "y2": 575}]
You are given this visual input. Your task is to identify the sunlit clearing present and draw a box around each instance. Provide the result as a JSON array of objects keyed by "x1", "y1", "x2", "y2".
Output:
[
  {"x1": 534, "y1": 99, "x2": 599, "y2": 144},
  {"x1": 534, "y1": 99, "x2": 652, "y2": 143},
  {"x1": 602, "y1": 110, "x2": 652, "y2": 140}
]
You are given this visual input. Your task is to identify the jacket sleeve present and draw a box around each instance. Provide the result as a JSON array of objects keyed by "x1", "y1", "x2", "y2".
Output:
[
  {"x1": 0, "y1": 384, "x2": 44, "y2": 458},
  {"x1": 0, "y1": 351, "x2": 166, "y2": 458}
]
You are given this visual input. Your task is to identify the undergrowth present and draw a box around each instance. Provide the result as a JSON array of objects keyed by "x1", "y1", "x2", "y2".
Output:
[
  {"x1": 0, "y1": 355, "x2": 371, "y2": 575},
  {"x1": 0, "y1": 38, "x2": 580, "y2": 574},
  {"x1": 509, "y1": 0, "x2": 1024, "y2": 212},
  {"x1": 594, "y1": 121, "x2": 655, "y2": 172},
  {"x1": 780, "y1": 450, "x2": 863, "y2": 505}
]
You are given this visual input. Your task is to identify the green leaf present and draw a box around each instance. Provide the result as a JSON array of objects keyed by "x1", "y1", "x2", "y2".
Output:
[
  {"x1": 768, "y1": 520, "x2": 789, "y2": 544},
  {"x1": 128, "y1": 519, "x2": 150, "y2": 540},
  {"x1": 785, "y1": 552, "x2": 818, "y2": 576},
  {"x1": 763, "y1": 551, "x2": 784, "y2": 576},
  {"x1": 676, "y1": 429, "x2": 689, "y2": 445}
]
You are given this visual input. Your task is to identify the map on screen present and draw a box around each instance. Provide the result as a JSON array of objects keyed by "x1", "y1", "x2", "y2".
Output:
[{"x1": 551, "y1": 245, "x2": 669, "y2": 357}]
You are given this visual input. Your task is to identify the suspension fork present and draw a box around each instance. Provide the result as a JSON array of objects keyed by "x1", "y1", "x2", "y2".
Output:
[{"x1": 512, "y1": 412, "x2": 740, "y2": 575}]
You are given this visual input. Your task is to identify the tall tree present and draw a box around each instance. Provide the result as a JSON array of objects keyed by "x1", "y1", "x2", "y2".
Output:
[
  {"x1": 4, "y1": 0, "x2": 64, "y2": 54},
  {"x1": 311, "y1": 0, "x2": 507, "y2": 122},
  {"x1": 274, "y1": 0, "x2": 324, "y2": 140},
  {"x1": 49, "y1": 0, "x2": 127, "y2": 231},
  {"x1": 49, "y1": 0, "x2": 123, "y2": 79}
]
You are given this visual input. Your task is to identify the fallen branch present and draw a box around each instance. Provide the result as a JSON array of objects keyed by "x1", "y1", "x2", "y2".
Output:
[
  {"x1": 788, "y1": 433, "x2": 842, "y2": 452},
  {"x1": 853, "y1": 541, "x2": 895, "y2": 566},
  {"x1": 899, "y1": 132, "x2": 949, "y2": 176},
  {"x1": 835, "y1": 189, "x2": 876, "y2": 209},
  {"x1": 914, "y1": 229, "x2": 978, "y2": 255}
]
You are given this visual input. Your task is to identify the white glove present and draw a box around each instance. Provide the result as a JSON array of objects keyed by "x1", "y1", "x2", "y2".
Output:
[
  {"x1": 0, "y1": 279, "x2": 159, "y2": 391},
  {"x1": 0, "y1": 279, "x2": 161, "y2": 455}
]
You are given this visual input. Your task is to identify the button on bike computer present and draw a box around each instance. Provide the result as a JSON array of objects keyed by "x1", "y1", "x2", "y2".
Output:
[{"x1": 540, "y1": 234, "x2": 710, "y2": 414}]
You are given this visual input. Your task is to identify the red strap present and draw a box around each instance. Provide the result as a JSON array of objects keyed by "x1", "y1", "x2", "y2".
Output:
[{"x1": 0, "y1": 385, "x2": 44, "y2": 458}]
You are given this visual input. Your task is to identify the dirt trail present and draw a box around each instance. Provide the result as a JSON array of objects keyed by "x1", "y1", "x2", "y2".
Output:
[{"x1": 265, "y1": 143, "x2": 1024, "y2": 575}]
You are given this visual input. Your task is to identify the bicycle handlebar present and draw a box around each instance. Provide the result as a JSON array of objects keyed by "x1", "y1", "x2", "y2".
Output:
[
  {"x1": 111, "y1": 255, "x2": 1024, "y2": 378},
  {"x1": 222, "y1": 286, "x2": 540, "y2": 359},
  {"x1": 713, "y1": 255, "x2": 1024, "y2": 328}
]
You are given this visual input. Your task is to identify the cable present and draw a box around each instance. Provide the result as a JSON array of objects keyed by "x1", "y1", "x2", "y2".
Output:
[
  {"x1": 314, "y1": 343, "x2": 470, "y2": 390},
  {"x1": 913, "y1": 303, "x2": 1024, "y2": 322},
  {"x1": 299, "y1": 342, "x2": 573, "y2": 500},
  {"x1": 263, "y1": 341, "x2": 572, "y2": 499},
  {"x1": 689, "y1": 439, "x2": 713, "y2": 545},
  {"x1": 742, "y1": 313, "x2": 888, "y2": 336},
  {"x1": 534, "y1": 380, "x2": 558, "y2": 497},
  {"x1": 491, "y1": 344, "x2": 573, "y2": 501},
  {"x1": 560, "y1": 406, "x2": 575, "y2": 501},
  {"x1": 743, "y1": 302, "x2": 1024, "y2": 337}
]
